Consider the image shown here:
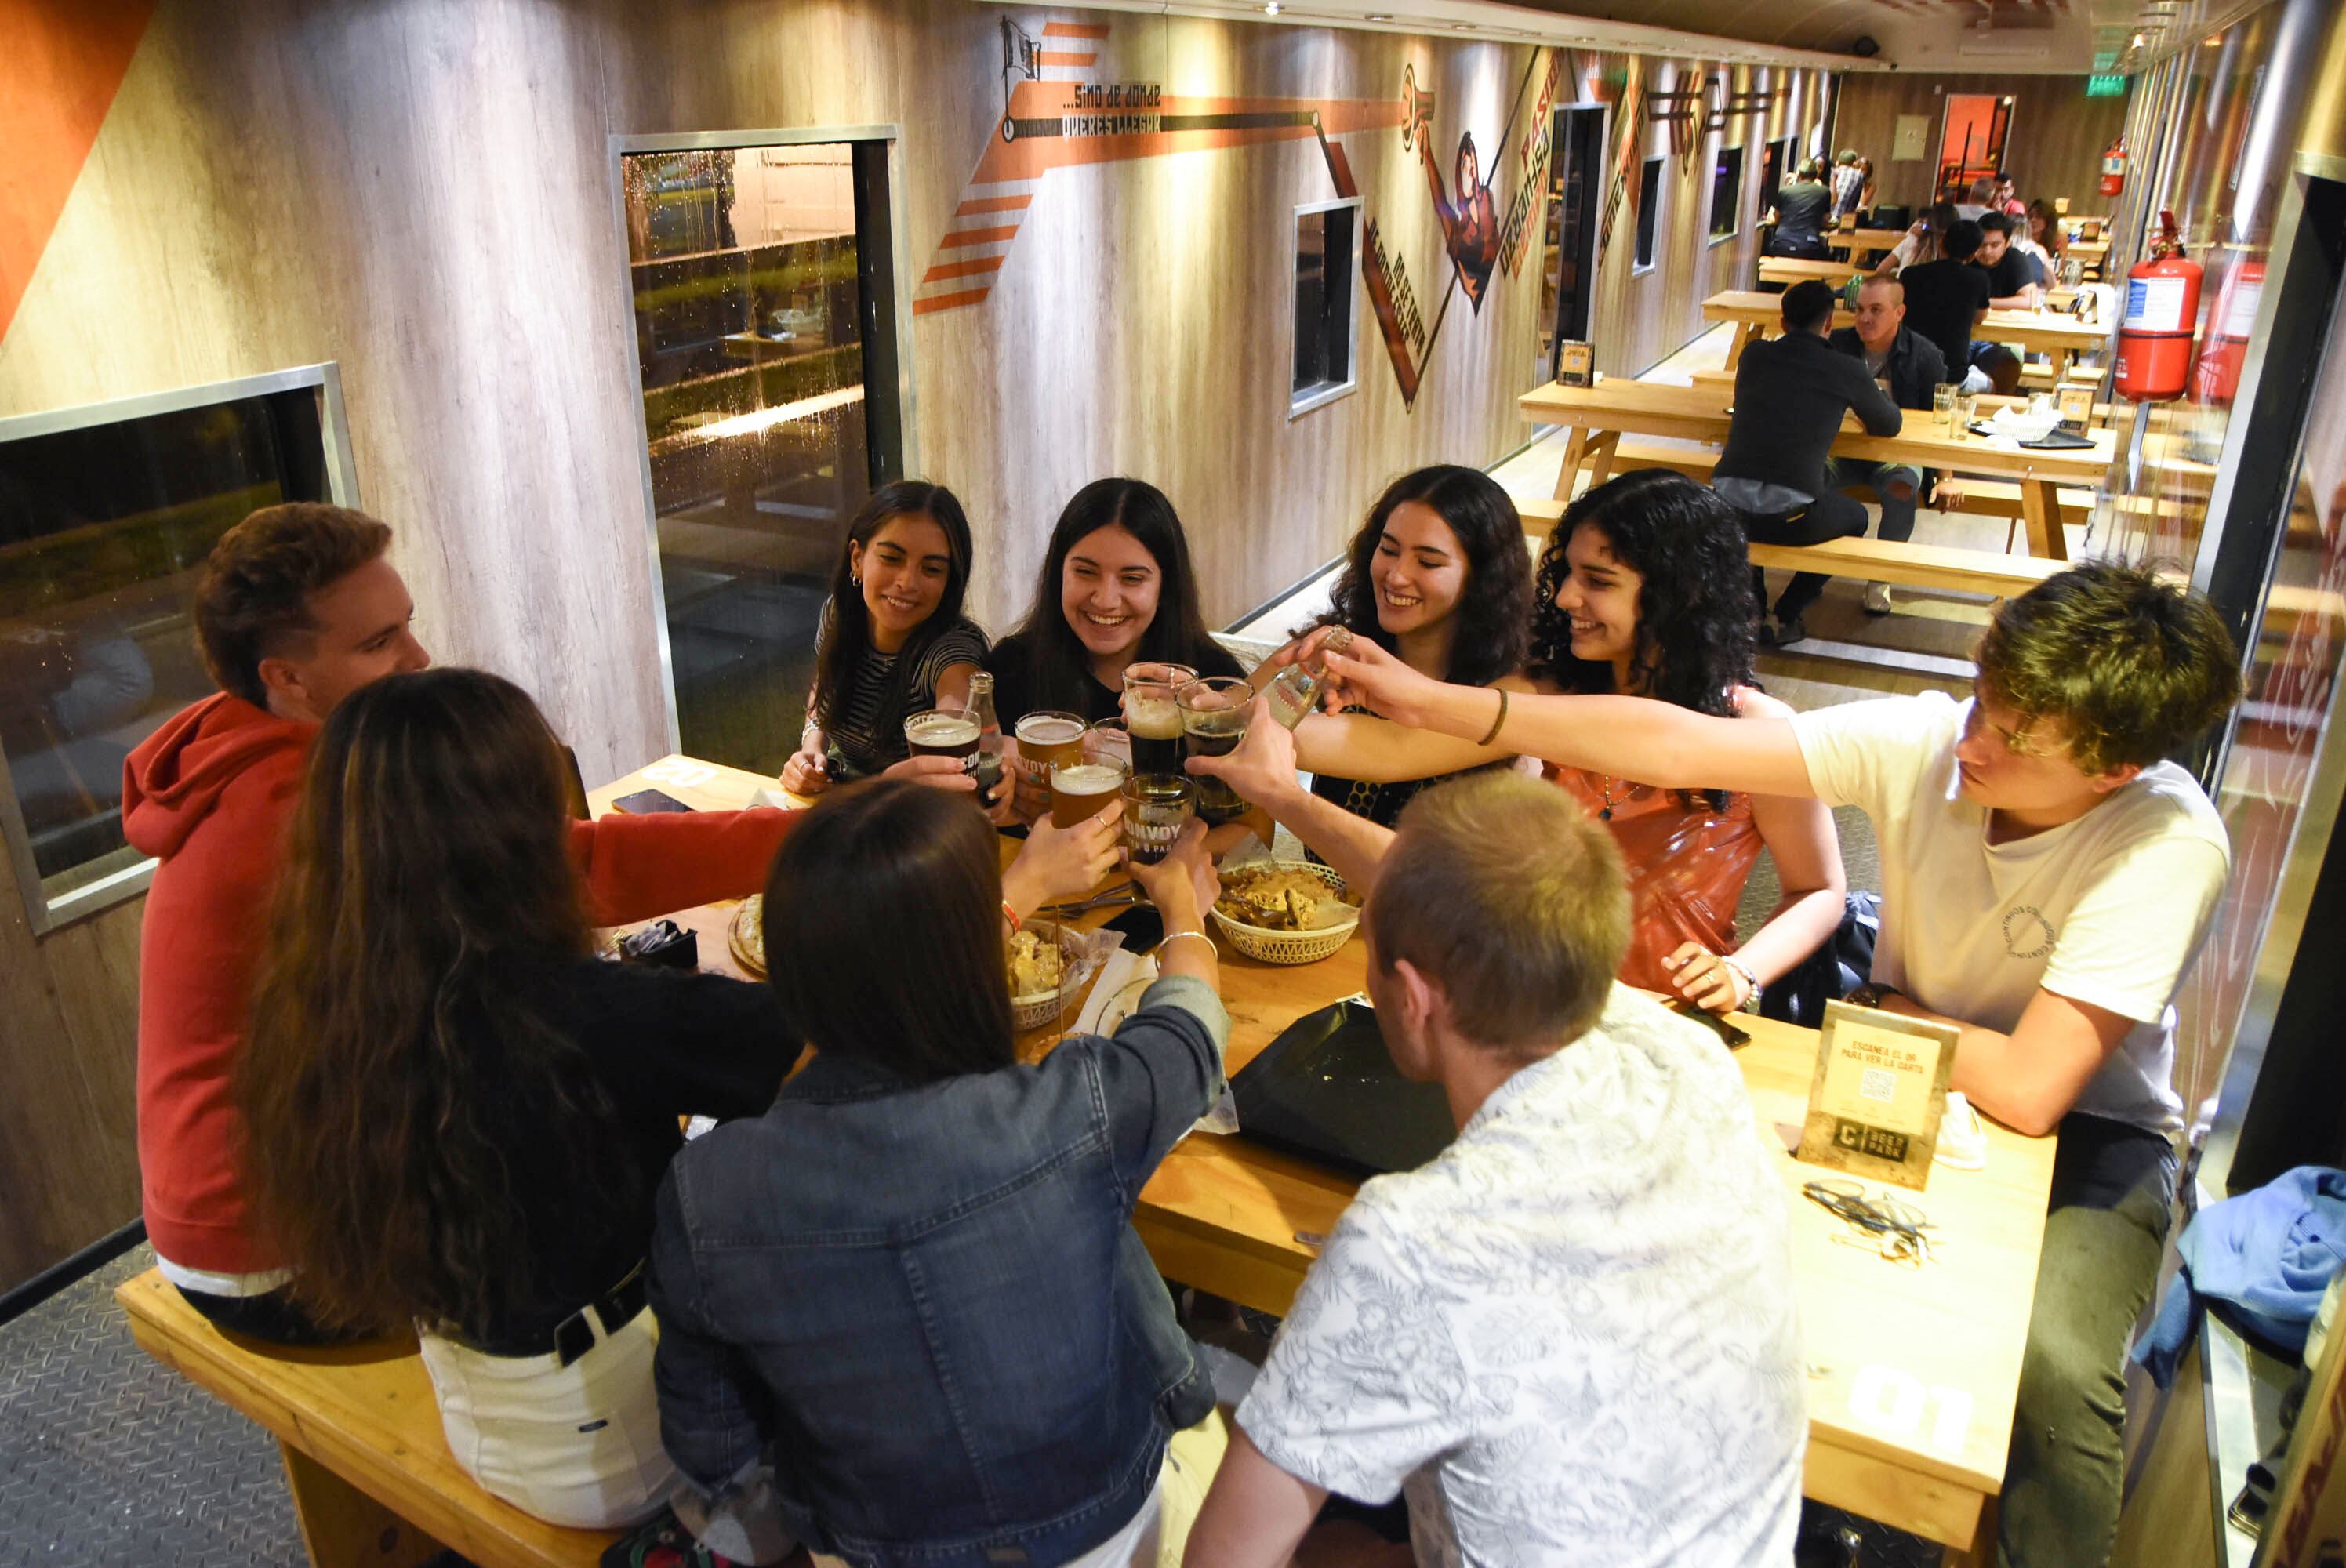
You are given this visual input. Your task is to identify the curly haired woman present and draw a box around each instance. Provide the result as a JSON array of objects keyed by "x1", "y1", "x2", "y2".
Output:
[{"x1": 1282, "y1": 470, "x2": 1844, "y2": 1014}]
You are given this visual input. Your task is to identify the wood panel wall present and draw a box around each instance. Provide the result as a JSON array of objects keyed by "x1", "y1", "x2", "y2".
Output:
[
  {"x1": 1830, "y1": 72, "x2": 2132, "y2": 218},
  {"x1": 0, "y1": 0, "x2": 1818, "y2": 1291}
]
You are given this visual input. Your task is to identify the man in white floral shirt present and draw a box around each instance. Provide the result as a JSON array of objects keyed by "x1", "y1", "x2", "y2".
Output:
[{"x1": 1183, "y1": 774, "x2": 1804, "y2": 1568}]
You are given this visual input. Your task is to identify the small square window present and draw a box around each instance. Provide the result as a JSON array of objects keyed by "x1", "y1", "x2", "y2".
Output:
[
  {"x1": 1636, "y1": 158, "x2": 1664, "y2": 272},
  {"x1": 1710, "y1": 146, "x2": 1743, "y2": 239},
  {"x1": 1292, "y1": 198, "x2": 1361, "y2": 417}
]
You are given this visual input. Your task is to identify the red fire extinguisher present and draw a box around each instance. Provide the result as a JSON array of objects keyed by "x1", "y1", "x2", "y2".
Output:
[
  {"x1": 2100, "y1": 137, "x2": 2128, "y2": 198},
  {"x1": 2192, "y1": 258, "x2": 2264, "y2": 405},
  {"x1": 2115, "y1": 210, "x2": 2202, "y2": 404}
]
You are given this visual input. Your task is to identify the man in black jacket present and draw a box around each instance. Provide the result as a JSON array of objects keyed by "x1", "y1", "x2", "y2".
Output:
[
  {"x1": 1828, "y1": 274, "x2": 1947, "y2": 616},
  {"x1": 1714, "y1": 281, "x2": 1904, "y2": 645},
  {"x1": 1763, "y1": 158, "x2": 1834, "y2": 259}
]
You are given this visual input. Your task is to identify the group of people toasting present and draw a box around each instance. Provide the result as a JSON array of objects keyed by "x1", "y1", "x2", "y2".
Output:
[{"x1": 129, "y1": 455, "x2": 2243, "y2": 1567}]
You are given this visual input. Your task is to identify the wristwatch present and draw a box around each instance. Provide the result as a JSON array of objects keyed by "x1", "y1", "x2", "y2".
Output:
[{"x1": 1847, "y1": 982, "x2": 1903, "y2": 1011}]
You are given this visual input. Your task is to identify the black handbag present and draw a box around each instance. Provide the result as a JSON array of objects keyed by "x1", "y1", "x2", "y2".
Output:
[{"x1": 1760, "y1": 891, "x2": 1881, "y2": 1027}]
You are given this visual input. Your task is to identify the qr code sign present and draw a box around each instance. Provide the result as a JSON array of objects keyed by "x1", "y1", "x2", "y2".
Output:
[{"x1": 1859, "y1": 1067, "x2": 1898, "y2": 1104}]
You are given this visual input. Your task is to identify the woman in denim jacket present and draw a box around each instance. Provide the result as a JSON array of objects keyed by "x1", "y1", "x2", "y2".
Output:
[{"x1": 649, "y1": 779, "x2": 1233, "y2": 1567}]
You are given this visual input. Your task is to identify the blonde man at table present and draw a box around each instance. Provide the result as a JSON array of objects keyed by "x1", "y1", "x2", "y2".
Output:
[
  {"x1": 1184, "y1": 774, "x2": 1805, "y2": 1568},
  {"x1": 1290, "y1": 563, "x2": 2245, "y2": 1568}
]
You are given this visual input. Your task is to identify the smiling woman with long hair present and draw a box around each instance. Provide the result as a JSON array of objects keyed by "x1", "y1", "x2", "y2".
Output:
[
  {"x1": 1294, "y1": 463, "x2": 1532, "y2": 831},
  {"x1": 783, "y1": 480, "x2": 995, "y2": 800},
  {"x1": 234, "y1": 667, "x2": 796, "y2": 1530}
]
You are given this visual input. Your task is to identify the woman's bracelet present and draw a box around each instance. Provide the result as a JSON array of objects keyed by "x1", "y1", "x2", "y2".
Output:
[
  {"x1": 1159, "y1": 929, "x2": 1216, "y2": 961},
  {"x1": 1476, "y1": 687, "x2": 1510, "y2": 747},
  {"x1": 1000, "y1": 901, "x2": 1022, "y2": 934},
  {"x1": 1722, "y1": 955, "x2": 1760, "y2": 1012}
]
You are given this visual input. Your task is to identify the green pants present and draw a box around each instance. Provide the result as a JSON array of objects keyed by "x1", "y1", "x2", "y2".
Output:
[{"x1": 1997, "y1": 1114, "x2": 2176, "y2": 1568}]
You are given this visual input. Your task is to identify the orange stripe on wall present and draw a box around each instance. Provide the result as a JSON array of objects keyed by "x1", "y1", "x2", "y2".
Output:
[
  {"x1": 913, "y1": 288, "x2": 992, "y2": 316},
  {"x1": 1038, "y1": 52, "x2": 1095, "y2": 67},
  {"x1": 0, "y1": 0, "x2": 156, "y2": 343},
  {"x1": 921, "y1": 255, "x2": 1008, "y2": 284},
  {"x1": 939, "y1": 225, "x2": 1019, "y2": 248},
  {"x1": 955, "y1": 194, "x2": 1033, "y2": 217},
  {"x1": 1041, "y1": 21, "x2": 1110, "y2": 38}
]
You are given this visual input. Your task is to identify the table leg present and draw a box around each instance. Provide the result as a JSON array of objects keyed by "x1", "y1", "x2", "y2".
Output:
[
  {"x1": 2019, "y1": 479, "x2": 2069, "y2": 560},
  {"x1": 2046, "y1": 347, "x2": 2071, "y2": 382},
  {"x1": 1584, "y1": 430, "x2": 1622, "y2": 489},
  {"x1": 280, "y1": 1441, "x2": 445, "y2": 1568},
  {"x1": 1549, "y1": 426, "x2": 1590, "y2": 501},
  {"x1": 1723, "y1": 321, "x2": 1760, "y2": 369}
]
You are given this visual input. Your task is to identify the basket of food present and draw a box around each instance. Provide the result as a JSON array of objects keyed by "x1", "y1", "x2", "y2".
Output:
[
  {"x1": 728, "y1": 895, "x2": 768, "y2": 978},
  {"x1": 1210, "y1": 861, "x2": 1360, "y2": 965},
  {"x1": 1008, "y1": 919, "x2": 1088, "y2": 1033}
]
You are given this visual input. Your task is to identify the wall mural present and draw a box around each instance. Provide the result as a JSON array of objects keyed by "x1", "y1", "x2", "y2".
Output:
[{"x1": 920, "y1": 15, "x2": 1571, "y2": 410}]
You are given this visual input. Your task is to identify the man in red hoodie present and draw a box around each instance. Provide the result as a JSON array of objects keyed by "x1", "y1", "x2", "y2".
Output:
[{"x1": 125, "y1": 503, "x2": 808, "y2": 1341}]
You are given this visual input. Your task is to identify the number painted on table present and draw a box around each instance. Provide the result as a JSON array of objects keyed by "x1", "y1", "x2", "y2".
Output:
[{"x1": 1848, "y1": 1365, "x2": 1974, "y2": 1454}]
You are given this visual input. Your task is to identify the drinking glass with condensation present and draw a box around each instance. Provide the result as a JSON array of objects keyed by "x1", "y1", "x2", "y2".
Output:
[
  {"x1": 1180, "y1": 676, "x2": 1254, "y2": 824},
  {"x1": 1051, "y1": 739, "x2": 1131, "y2": 831},
  {"x1": 1122, "y1": 775, "x2": 1193, "y2": 865}
]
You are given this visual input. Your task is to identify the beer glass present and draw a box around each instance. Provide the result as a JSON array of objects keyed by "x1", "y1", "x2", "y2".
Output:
[
  {"x1": 1122, "y1": 775, "x2": 1193, "y2": 864},
  {"x1": 1180, "y1": 676, "x2": 1252, "y2": 825},
  {"x1": 1934, "y1": 383, "x2": 1959, "y2": 434},
  {"x1": 1085, "y1": 717, "x2": 1133, "y2": 772},
  {"x1": 1122, "y1": 663, "x2": 1193, "y2": 779},
  {"x1": 903, "y1": 710, "x2": 979, "y2": 769},
  {"x1": 1050, "y1": 751, "x2": 1131, "y2": 830},
  {"x1": 1013, "y1": 710, "x2": 1085, "y2": 800}
]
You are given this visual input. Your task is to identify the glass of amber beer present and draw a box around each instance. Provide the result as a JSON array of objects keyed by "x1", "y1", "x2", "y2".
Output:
[
  {"x1": 1050, "y1": 748, "x2": 1131, "y2": 829},
  {"x1": 1013, "y1": 710, "x2": 1085, "y2": 808}
]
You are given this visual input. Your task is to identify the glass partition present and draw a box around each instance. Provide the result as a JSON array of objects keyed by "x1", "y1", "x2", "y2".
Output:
[
  {"x1": 619, "y1": 132, "x2": 907, "y2": 774},
  {"x1": 0, "y1": 366, "x2": 353, "y2": 931}
]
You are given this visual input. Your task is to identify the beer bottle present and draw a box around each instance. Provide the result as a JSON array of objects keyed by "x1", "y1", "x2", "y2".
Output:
[
  {"x1": 966, "y1": 672, "x2": 1004, "y2": 797},
  {"x1": 1265, "y1": 626, "x2": 1353, "y2": 730}
]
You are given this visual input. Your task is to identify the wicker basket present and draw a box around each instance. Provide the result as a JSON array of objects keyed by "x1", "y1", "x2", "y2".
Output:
[
  {"x1": 1210, "y1": 862, "x2": 1360, "y2": 965},
  {"x1": 1009, "y1": 920, "x2": 1083, "y2": 1033}
]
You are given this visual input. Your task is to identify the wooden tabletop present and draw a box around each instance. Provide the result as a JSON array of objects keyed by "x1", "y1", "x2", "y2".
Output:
[
  {"x1": 1826, "y1": 227, "x2": 1911, "y2": 256},
  {"x1": 1704, "y1": 290, "x2": 2112, "y2": 356},
  {"x1": 1518, "y1": 376, "x2": 2118, "y2": 485},
  {"x1": 1758, "y1": 256, "x2": 1870, "y2": 288},
  {"x1": 594, "y1": 756, "x2": 2059, "y2": 1552}
]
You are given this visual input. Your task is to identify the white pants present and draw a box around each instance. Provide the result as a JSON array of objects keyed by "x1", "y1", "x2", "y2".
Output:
[{"x1": 418, "y1": 1303, "x2": 677, "y2": 1531}]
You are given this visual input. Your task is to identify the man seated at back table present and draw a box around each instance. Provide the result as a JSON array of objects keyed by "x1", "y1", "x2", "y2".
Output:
[
  {"x1": 1977, "y1": 210, "x2": 2045, "y2": 311},
  {"x1": 1712, "y1": 279, "x2": 1904, "y2": 647},
  {"x1": 1287, "y1": 561, "x2": 2243, "y2": 1568},
  {"x1": 1179, "y1": 772, "x2": 1806, "y2": 1567},
  {"x1": 1832, "y1": 274, "x2": 1948, "y2": 618},
  {"x1": 1896, "y1": 217, "x2": 1992, "y2": 388}
]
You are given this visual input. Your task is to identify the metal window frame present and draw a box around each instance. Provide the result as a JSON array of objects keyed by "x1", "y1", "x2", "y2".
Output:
[
  {"x1": 1289, "y1": 194, "x2": 1364, "y2": 420},
  {"x1": 1635, "y1": 155, "x2": 1665, "y2": 274},
  {"x1": 1709, "y1": 143, "x2": 1744, "y2": 245},
  {"x1": 0, "y1": 362, "x2": 358, "y2": 934},
  {"x1": 607, "y1": 125, "x2": 920, "y2": 756}
]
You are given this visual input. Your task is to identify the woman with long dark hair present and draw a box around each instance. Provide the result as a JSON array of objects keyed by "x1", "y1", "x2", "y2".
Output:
[
  {"x1": 650, "y1": 780, "x2": 1236, "y2": 1566},
  {"x1": 1287, "y1": 471, "x2": 1842, "y2": 1012},
  {"x1": 235, "y1": 670, "x2": 1119, "y2": 1530},
  {"x1": 783, "y1": 480, "x2": 997, "y2": 801},
  {"x1": 1291, "y1": 463, "x2": 1533, "y2": 830},
  {"x1": 986, "y1": 477, "x2": 1246, "y2": 729}
]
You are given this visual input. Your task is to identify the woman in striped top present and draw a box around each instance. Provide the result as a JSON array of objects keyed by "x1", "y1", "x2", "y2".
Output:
[{"x1": 782, "y1": 482, "x2": 1000, "y2": 807}]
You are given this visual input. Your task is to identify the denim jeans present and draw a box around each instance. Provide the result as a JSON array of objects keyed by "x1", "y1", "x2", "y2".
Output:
[
  {"x1": 1996, "y1": 1114, "x2": 2176, "y2": 1568},
  {"x1": 1835, "y1": 459, "x2": 1923, "y2": 546}
]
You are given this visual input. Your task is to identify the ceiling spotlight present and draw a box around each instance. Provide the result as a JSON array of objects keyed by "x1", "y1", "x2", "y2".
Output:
[{"x1": 1262, "y1": 2, "x2": 1280, "y2": 13}]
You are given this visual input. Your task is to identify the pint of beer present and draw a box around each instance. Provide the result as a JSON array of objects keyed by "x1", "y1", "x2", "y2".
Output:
[
  {"x1": 1122, "y1": 775, "x2": 1193, "y2": 863},
  {"x1": 1051, "y1": 756, "x2": 1131, "y2": 829},
  {"x1": 1013, "y1": 711, "x2": 1085, "y2": 793},
  {"x1": 904, "y1": 710, "x2": 979, "y2": 768},
  {"x1": 1123, "y1": 663, "x2": 1193, "y2": 779},
  {"x1": 1179, "y1": 677, "x2": 1251, "y2": 824}
]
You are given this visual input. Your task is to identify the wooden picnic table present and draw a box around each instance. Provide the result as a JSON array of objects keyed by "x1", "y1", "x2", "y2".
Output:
[
  {"x1": 1686, "y1": 365, "x2": 2114, "y2": 425},
  {"x1": 1826, "y1": 227, "x2": 1912, "y2": 263},
  {"x1": 577, "y1": 756, "x2": 2058, "y2": 1564},
  {"x1": 1704, "y1": 290, "x2": 2112, "y2": 380},
  {"x1": 1518, "y1": 376, "x2": 2116, "y2": 558},
  {"x1": 1759, "y1": 256, "x2": 1870, "y2": 289}
]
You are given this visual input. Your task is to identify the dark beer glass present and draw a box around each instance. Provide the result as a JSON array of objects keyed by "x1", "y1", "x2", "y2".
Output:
[{"x1": 1179, "y1": 677, "x2": 1251, "y2": 824}]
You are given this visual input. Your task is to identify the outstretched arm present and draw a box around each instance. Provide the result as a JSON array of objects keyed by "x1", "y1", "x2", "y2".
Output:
[
  {"x1": 1315, "y1": 636, "x2": 1820, "y2": 801},
  {"x1": 1189, "y1": 703, "x2": 1397, "y2": 895}
]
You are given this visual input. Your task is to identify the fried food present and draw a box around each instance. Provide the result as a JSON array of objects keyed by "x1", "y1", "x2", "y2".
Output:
[
  {"x1": 1215, "y1": 865, "x2": 1356, "y2": 931},
  {"x1": 1006, "y1": 928, "x2": 1063, "y2": 999}
]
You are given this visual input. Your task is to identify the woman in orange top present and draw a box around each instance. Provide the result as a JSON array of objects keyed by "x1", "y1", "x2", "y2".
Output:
[{"x1": 1531, "y1": 471, "x2": 1845, "y2": 1012}]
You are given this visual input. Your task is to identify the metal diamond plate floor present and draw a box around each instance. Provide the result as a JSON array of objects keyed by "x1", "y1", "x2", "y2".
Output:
[{"x1": 0, "y1": 1245, "x2": 303, "y2": 1567}]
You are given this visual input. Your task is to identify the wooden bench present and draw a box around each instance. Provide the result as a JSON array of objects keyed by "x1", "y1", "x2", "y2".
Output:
[
  {"x1": 1514, "y1": 493, "x2": 2065, "y2": 601},
  {"x1": 118, "y1": 1267, "x2": 618, "y2": 1568}
]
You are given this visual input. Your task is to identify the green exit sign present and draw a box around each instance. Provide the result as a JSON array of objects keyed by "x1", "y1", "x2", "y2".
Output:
[{"x1": 2086, "y1": 74, "x2": 2127, "y2": 96}]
